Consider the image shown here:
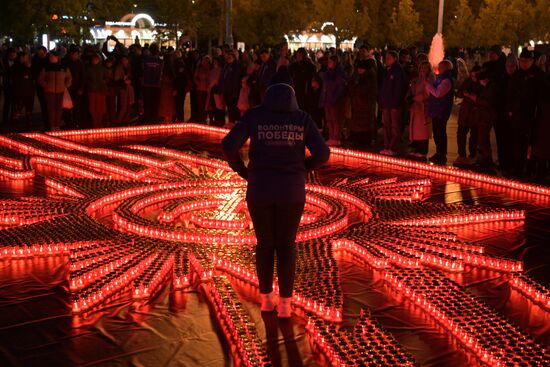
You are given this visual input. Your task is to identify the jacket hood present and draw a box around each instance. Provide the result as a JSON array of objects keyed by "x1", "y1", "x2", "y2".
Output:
[{"x1": 262, "y1": 83, "x2": 299, "y2": 112}]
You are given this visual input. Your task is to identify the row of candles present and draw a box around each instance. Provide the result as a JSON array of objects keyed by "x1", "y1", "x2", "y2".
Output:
[
  {"x1": 41, "y1": 122, "x2": 550, "y2": 197},
  {"x1": 0, "y1": 214, "x2": 118, "y2": 252},
  {"x1": 106, "y1": 180, "x2": 366, "y2": 244},
  {"x1": 0, "y1": 198, "x2": 74, "y2": 226},
  {"x1": 370, "y1": 198, "x2": 526, "y2": 227},
  {"x1": 348, "y1": 177, "x2": 432, "y2": 202},
  {"x1": 306, "y1": 309, "x2": 416, "y2": 366},
  {"x1": 384, "y1": 268, "x2": 550, "y2": 366},
  {"x1": 71, "y1": 251, "x2": 157, "y2": 313},
  {"x1": 2, "y1": 134, "x2": 147, "y2": 180},
  {"x1": 210, "y1": 247, "x2": 343, "y2": 322},
  {"x1": 25, "y1": 133, "x2": 174, "y2": 170},
  {"x1": 191, "y1": 275, "x2": 272, "y2": 366},
  {"x1": 349, "y1": 223, "x2": 524, "y2": 273},
  {"x1": 0, "y1": 133, "x2": 183, "y2": 182},
  {"x1": 0, "y1": 141, "x2": 33, "y2": 178},
  {"x1": 364, "y1": 222, "x2": 483, "y2": 252},
  {"x1": 509, "y1": 273, "x2": 550, "y2": 311},
  {"x1": 172, "y1": 250, "x2": 190, "y2": 289},
  {"x1": 133, "y1": 249, "x2": 175, "y2": 299}
]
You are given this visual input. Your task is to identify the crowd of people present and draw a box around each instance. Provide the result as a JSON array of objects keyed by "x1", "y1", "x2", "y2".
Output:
[{"x1": 0, "y1": 38, "x2": 549, "y2": 180}]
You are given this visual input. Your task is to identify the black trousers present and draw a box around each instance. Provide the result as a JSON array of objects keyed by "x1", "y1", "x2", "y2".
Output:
[
  {"x1": 225, "y1": 95, "x2": 240, "y2": 124},
  {"x1": 494, "y1": 115, "x2": 512, "y2": 170},
  {"x1": 175, "y1": 91, "x2": 186, "y2": 121},
  {"x1": 510, "y1": 123, "x2": 530, "y2": 176},
  {"x1": 477, "y1": 120, "x2": 494, "y2": 166},
  {"x1": 247, "y1": 201, "x2": 305, "y2": 298},
  {"x1": 432, "y1": 116, "x2": 449, "y2": 158},
  {"x1": 36, "y1": 86, "x2": 48, "y2": 126},
  {"x1": 411, "y1": 139, "x2": 429, "y2": 155},
  {"x1": 2, "y1": 89, "x2": 13, "y2": 123},
  {"x1": 457, "y1": 125, "x2": 478, "y2": 158},
  {"x1": 141, "y1": 86, "x2": 160, "y2": 123}
]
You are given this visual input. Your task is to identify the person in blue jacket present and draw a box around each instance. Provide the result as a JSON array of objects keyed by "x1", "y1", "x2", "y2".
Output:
[
  {"x1": 426, "y1": 60, "x2": 455, "y2": 165},
  {"x1": 379, "y1": 50, "x2": 408, "y2": 156},
  {"x1": 222, "y1": 81, "x2": 330, "y2": 318}
]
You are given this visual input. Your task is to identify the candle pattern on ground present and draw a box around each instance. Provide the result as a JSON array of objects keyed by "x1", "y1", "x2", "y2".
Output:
[{"x1": 0, "y1": 126, "x2": 547, "y2": 366}]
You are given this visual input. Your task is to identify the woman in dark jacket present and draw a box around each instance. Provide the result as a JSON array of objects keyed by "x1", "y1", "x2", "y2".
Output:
[
  {"x1": 454, "y1": 66, "x2": 481, "y2": 165},
  {"x1": 348, "y1": 59, "x2": 378, "y2": 148},
  {"x1": 85, "y1": 53, "x2": 107, "y2": 128},
  {"x1": 219, "y1": 51, "x2": 242, "y2": 126},
  {"x1": 319, "y1": 55, "x2": 347, "y2": 146},
  {"x1": 307, "y1": 76, "x2": 324, "y2": 131},
  {"x1": 222, "y1": 83, "x2": 330, "y2": 318},
  {"x1": 532, "y1": 72, "x2": 550, "y2": 179},
  {"x1": 38, "y1": 51, "x2": 72, "y2": 131},
  {"x1": 379, "y1": 51, "x2": 408, "y2": 155},
  {"x1": 12, "y1": 52, "x2": 35, "y2": 129}
]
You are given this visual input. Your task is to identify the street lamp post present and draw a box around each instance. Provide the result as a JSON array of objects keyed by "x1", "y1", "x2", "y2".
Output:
[
  {"x1": 437, "y1": 0, "x2": 444, "y2": 34},
  {"x1": 225, "y1": 0, "x2": 233, "y2": 47}
]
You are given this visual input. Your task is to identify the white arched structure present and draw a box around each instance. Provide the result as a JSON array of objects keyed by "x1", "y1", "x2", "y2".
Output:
[{"x1": 92, "y1": 13, "x2": 172, "y2": 47}]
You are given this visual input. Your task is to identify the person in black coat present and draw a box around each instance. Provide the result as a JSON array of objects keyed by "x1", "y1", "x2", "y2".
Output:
[
  {"x1": 494, "y1": 54, "x2": 517, "y2": 172},
  {"x1": 257, "y1": 49, "x2": 277, "y2": 100},
  {"x1": 289, "y1": 48, "x2": 317, "y2": 110},
  {"x1": 455, "y1": 66, "x2": 481, "y2": 164},
  {"x1": 506, "y1": 49, "x2": 545, "y2": 177},
  {"x1": 62, "y1": 46, "x2": 85, "y2": 129},
  {"x1": 531, "y1": 71, "x2": 550, "y2": 180},
  {"x1": 174, "y1": 50, "x2": 191, "y2": 122},
  {"x1": 31, "y1": 46, "x2": 49, "y2": 125},
  {"x1": 348, "y1": 59, "x2": 378, "y2": 148},
  {"x1": 483, "y1": 45, "x2": 506, "y2": 84},
  {"x1": 11, "y1": 52, "x2": 35, "y2": 129},
  {"x1": 379, "y1": 51, "x2": 408, "y2": 155},
  {"x1": 218, "y1": 51, "x2": 242, "y2": 126},
  {"x1": 2, "y1": 47, "x2": 17, "y2": 124},
  {"x1": 319, "y1": 55, "x2": 347, "y2": 146},
  {"x1": 306, "y1": 75, "x2": 324, "y2": 131}
]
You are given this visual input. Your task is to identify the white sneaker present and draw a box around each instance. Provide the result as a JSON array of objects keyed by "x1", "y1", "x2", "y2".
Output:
[
  {"x1": 260, "y1": 292, "x2": 276, "y2": 312},
  {"x1": 386, "y1": 150, "x2": 397, "y2": 156},
  {"x1": 277, "y1": 297, "x2": 292, "y2": 318},
  {"x1": 379, "y1": 149, "x2": 389, "y2": 155}
]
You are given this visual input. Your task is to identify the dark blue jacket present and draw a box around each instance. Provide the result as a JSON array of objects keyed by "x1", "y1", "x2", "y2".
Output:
[
  {"x1": 142, "y1": 56, "x2": 163, "y2": 87},
  {"x1": 219, "y1": 61, "x2": 242, "y2": 100},
  {"x1": 319, "y1": 67, "x2": 347, "y2": 107},
  {"x1": 379, "y1": 63, "x2": 408, "y2": 109},
  {"x1": 222, "y1": 83, "x2": 330, "y2": 203},
  {"x1": 258, "y1": 59, "x2": 277, "y2": 91},
  {"x1": 428, "y1": 70, "x2": 455, "y2": 120}
]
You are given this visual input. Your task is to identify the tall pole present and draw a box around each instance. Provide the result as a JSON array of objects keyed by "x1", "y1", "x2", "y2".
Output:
[
  {"x1": 225, "y1": 0, "x2": 233, "y2": 47},
  {"x1": 437, "y1": 0, "x2": 444, "y2": 34}
]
